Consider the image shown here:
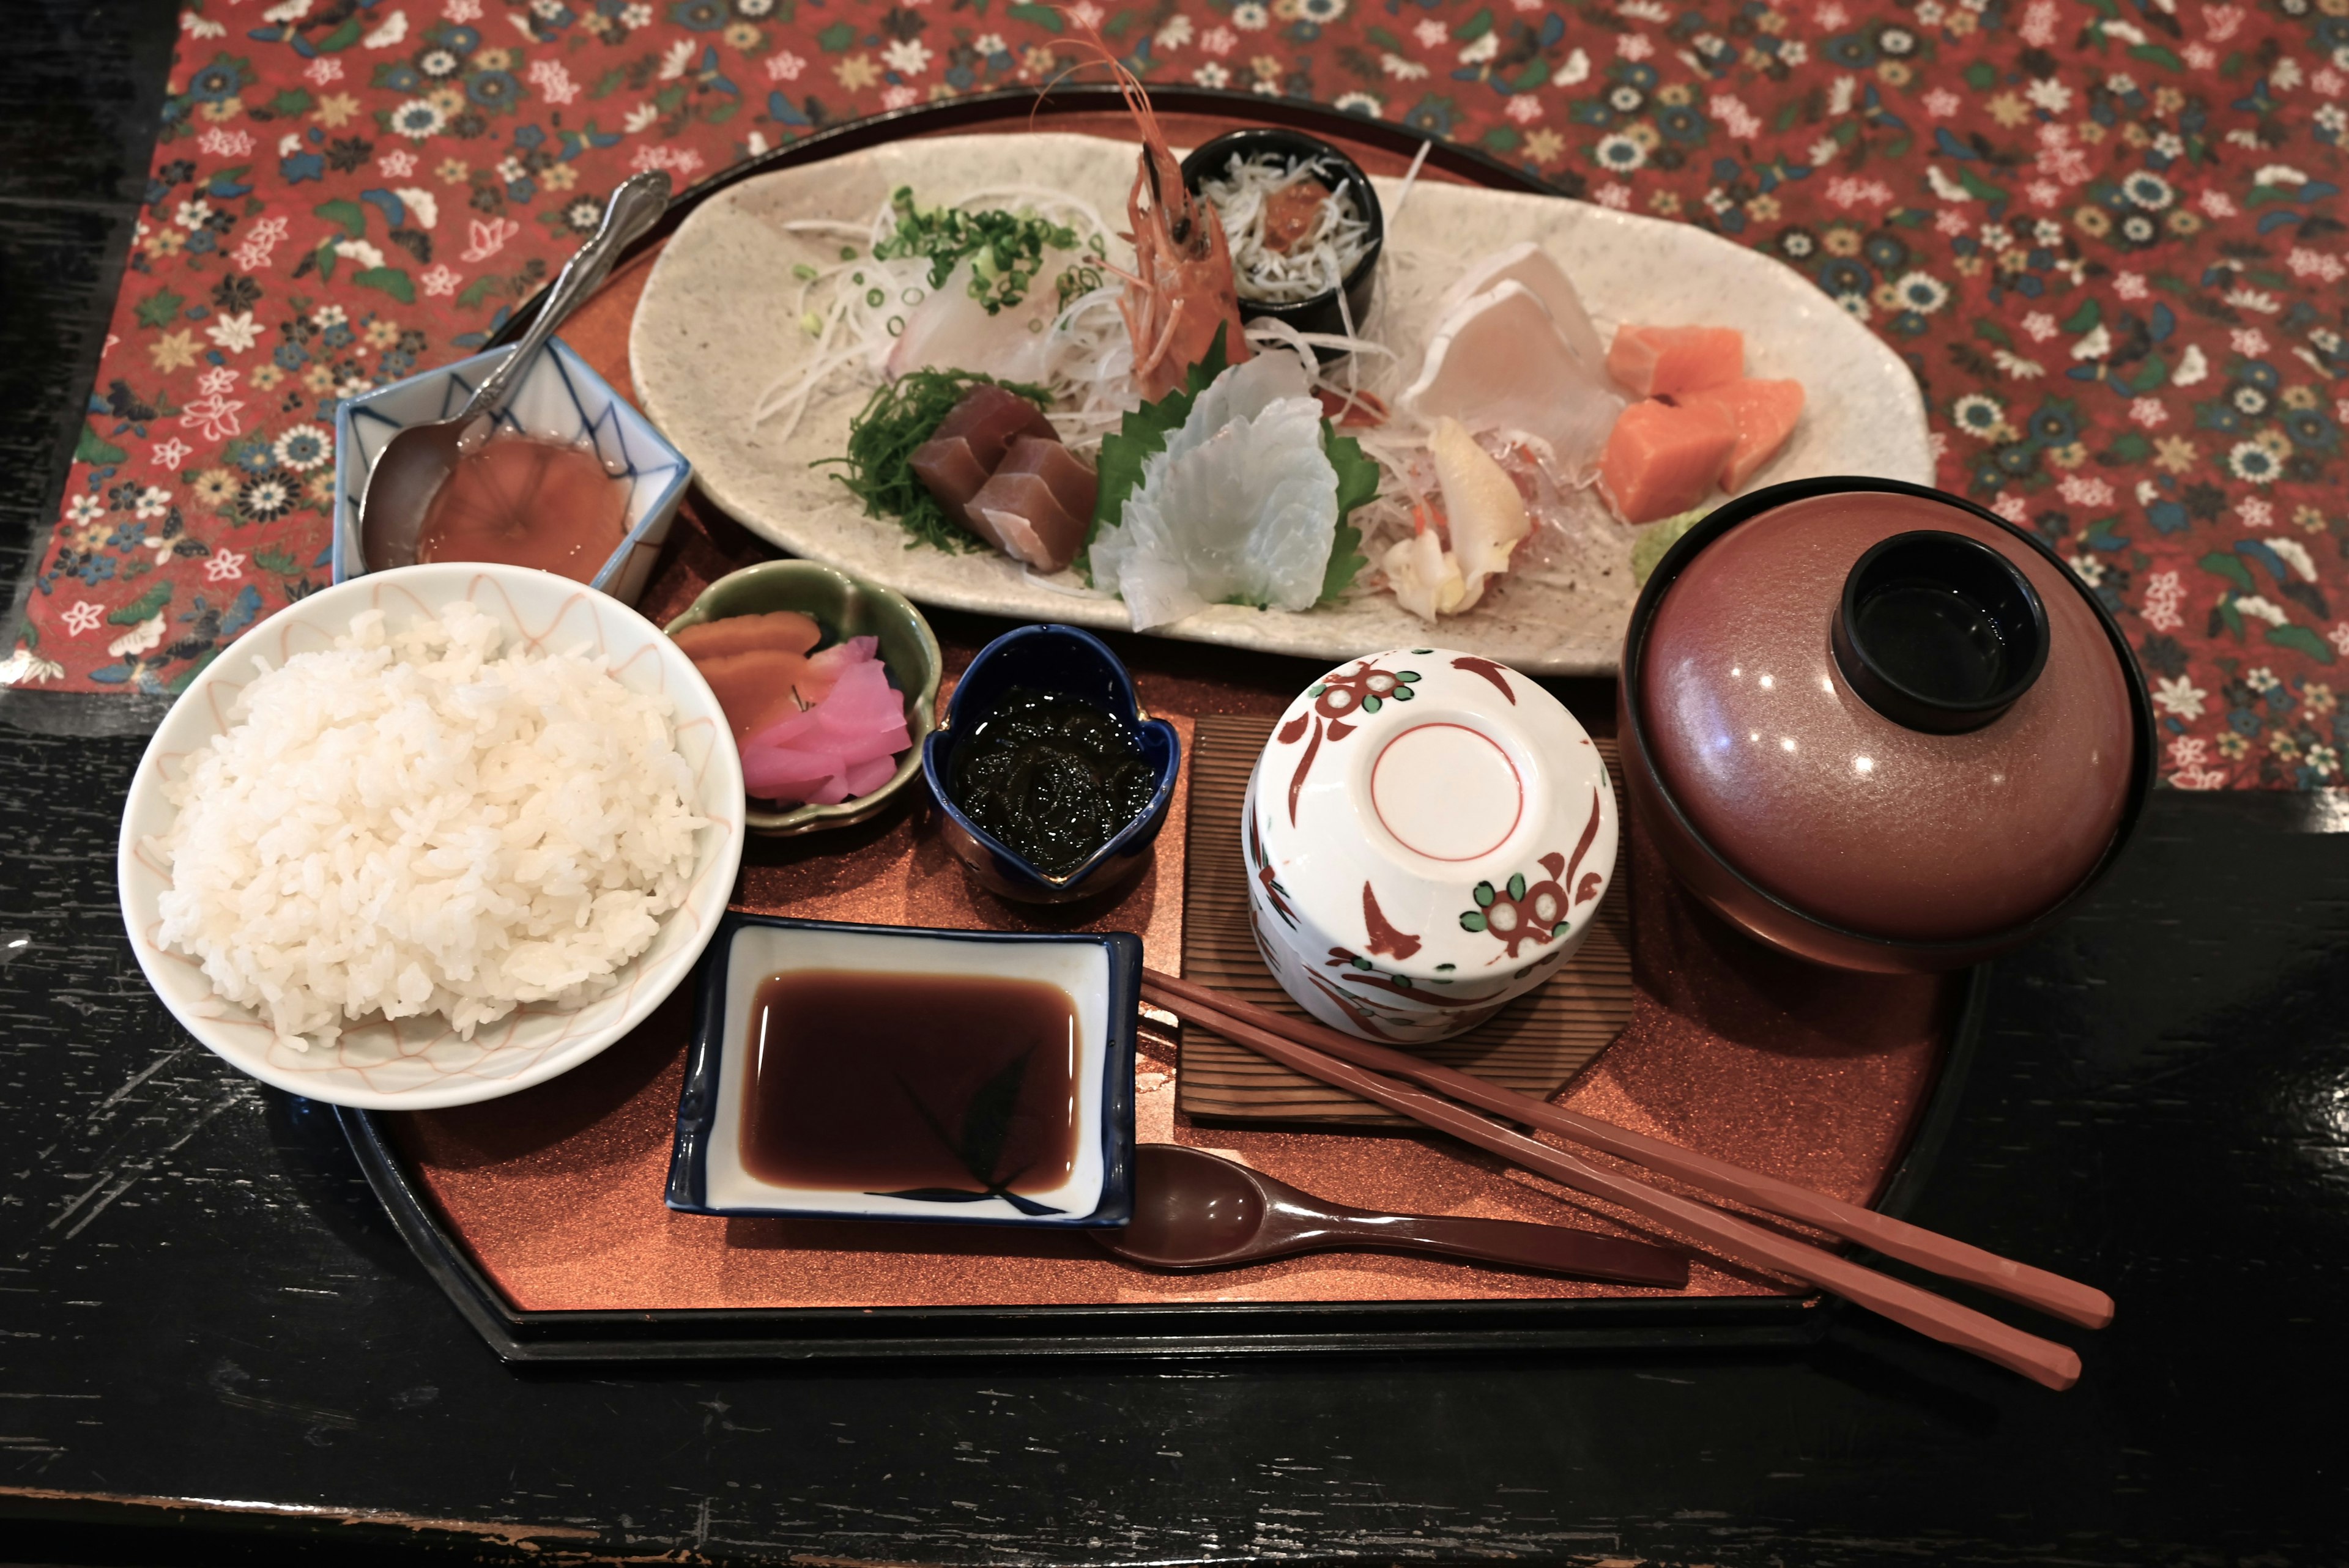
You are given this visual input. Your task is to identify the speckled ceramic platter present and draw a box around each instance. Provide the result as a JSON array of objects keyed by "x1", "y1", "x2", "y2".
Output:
[{"x1": 630, "y1": 130, "x2": 1931, "y2": 676}]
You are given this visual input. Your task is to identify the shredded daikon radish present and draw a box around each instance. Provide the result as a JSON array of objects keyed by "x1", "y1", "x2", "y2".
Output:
[
  {"x1": 1198, "y1": 153, "x2": 1372, "y2": 306},
  {"x1": 750, "y1": 187, "x2": 1117, "y2": 442}
]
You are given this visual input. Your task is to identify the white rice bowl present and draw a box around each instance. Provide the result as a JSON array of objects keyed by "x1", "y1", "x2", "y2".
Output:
[{"x1": 117, "y1": 563, "x2": 746, "y2": 1110}]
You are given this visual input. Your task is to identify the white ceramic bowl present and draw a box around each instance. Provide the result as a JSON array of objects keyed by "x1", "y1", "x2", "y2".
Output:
[
  {"x1": 116, "y1": 563, "x2": 746, "y2": 1110},
  {"x1": 1243, "y1": 648, "x2": 1618, "y2": 1043},
  {"x1": 330, "y1": 337, "x2": 691, "y2": 607}
]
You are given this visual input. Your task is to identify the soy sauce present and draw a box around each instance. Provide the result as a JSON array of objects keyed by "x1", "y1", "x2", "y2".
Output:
[
  {"x1": 948, "y1": 687, "x2": 1157, "y2": 876},
  {"x1": 739, "y1": 969, "x2": 1080, "y2": 1199}
]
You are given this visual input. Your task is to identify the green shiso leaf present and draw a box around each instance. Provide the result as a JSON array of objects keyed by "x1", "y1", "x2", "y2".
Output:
[
  {"x1": 814, "y1": 369, "x2": 1052, "y2": 553},
  {"x1": 1318, "y1": 421, "x2": 1378, "y2": 604}
]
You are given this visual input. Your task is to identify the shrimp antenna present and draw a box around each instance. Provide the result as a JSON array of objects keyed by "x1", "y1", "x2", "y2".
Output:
[{"x1": 1048, "y1": 10, "x2": 1167, "y2": 164}]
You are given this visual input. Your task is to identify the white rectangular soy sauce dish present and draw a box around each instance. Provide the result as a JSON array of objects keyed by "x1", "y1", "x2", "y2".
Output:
[{"x1": 666, "y1": 915, "x2": 1138, "y2": 1226}]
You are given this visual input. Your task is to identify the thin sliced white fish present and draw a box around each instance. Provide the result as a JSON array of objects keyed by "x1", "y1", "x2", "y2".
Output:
[
  {"x1": 1398, "y1": 280, "x2": 1624, "y2": 478},
  {"x1": 1427, "y1": 240, "x2": 1608, "y2": 371},
  {"x1": 883, "y1": 255, "x2": 1058, "y2": 384}
]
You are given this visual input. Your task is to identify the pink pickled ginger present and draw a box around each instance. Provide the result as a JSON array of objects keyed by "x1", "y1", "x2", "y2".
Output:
[{"x1": 738, "y1": 637, "x2": 911, "y2": 806}]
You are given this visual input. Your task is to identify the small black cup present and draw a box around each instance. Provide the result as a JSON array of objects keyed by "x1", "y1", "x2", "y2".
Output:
[
  {"x1": 1830, "y1": 530, "x2": 2050, "y2": 733},
  {"x1": 1179, "y1": 127, "x2": 1384, "y2": 362}
]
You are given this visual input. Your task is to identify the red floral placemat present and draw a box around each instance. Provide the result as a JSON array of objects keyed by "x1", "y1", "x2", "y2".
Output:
[{"x1": 5, "y1": 0, "x2": 2343, "y2": 785}]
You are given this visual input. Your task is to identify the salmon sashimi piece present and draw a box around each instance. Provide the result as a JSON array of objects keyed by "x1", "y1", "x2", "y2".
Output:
[
  {"x1": 966, "y1": 437, "x2": 1099, "y2": 573},
  {"x1": 1682, "y1": 378, "x2": 1806, "y2": 492},
  {"x1": 909, "y1": 382, "x2": 1059, "y2": 530},
  {"x1": 669, "y1": 610, "x2": 822, "y2": 663},
  {"x1": 1606, "y1": 324, "x2": 1746, "y2": 398},
  {"x1": 689, "y1": 647, "x2": 827, "y2": 745},
  {"x1": 1598, "y1": 396, "x2": 1739, "y2": 525}
]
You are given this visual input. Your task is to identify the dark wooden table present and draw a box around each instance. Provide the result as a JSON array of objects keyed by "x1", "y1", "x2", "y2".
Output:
[{"x1": 5, "y1": 4, "x2": 2346, "y2": 1562}]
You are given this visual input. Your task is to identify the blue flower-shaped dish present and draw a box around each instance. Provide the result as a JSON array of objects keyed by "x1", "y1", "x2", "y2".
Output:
[
  {"x1": 922, "y1": 624, "x2": 1181, "y2": 905},
  {"x1": 330, "y1": 337, "x2": 691, "y2": 607},
  {"x1": 666, "y1": 914, "x2": 1138, "y2": 1227}
]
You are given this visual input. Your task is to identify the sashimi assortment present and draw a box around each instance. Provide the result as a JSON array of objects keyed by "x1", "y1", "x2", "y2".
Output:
[
  {"x1": 751, "y1": 46, "x2": 1816, "y2": 636},
  {"x1": 674, "y1": 610, "x2": 911, "y2": 808}
]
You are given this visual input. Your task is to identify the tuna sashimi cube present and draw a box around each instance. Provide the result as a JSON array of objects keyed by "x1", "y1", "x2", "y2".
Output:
[
  {"x1": 909, "y1": 383, "x2": 1059, "y2": 531},
  {"x1": 1681, "y1": 378, "x2": 1806, "y2": 492},
  {"x1": 1597, "y1": 396, "x2": 1739, "y2": 525},
  {"x1": 965, "y1": 437, "x2": 1098, "y2": 573},
  {"x1": 1606, "y1": 324, "x2": 1745, "y2": 398},
  {"x1": 669, "y1": 610, "x2": 821, "y2": 662}
]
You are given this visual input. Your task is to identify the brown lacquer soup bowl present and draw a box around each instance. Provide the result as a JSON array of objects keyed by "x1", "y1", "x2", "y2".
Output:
[{"x1": 1618, "y1": 476, "x2": 2155, "y2": 974}]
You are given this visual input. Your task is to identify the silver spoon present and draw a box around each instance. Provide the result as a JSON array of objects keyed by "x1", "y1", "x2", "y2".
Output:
[{"x1": 357, "y1": 170, "x2": 672, "y2": 574}]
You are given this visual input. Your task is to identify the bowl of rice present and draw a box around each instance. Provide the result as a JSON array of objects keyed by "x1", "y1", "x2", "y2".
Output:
[{"x1": 116, "y1": 562, "x2": 746, "y2": 1110}]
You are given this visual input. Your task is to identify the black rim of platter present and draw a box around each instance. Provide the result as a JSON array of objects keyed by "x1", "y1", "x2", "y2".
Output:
[{"x1": 338, "y1": 86, "x2": 1983, "y2": 1364}]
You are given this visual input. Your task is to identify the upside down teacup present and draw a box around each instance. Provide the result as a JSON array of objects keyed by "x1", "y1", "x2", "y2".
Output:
[{"x1": 1242, "y1": 647, "x2": 1618, "y2": 1045}]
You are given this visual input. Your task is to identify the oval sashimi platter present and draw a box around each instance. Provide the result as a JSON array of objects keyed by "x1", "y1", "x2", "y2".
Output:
[{"x1": 630, "y1": 131, "x2": 1931, "y2": 675}]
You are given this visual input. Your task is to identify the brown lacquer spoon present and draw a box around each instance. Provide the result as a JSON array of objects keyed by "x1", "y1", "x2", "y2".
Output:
[{"x1": 1094, "y1": 1144, "x2": 1688, "y2": 1287}]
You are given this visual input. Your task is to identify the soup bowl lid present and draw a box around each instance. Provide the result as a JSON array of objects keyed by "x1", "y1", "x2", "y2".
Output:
[
  {"x1": 1630, "y1": 479, "x2": 2151, "y2": 947},
  {"x1": 1255, "y1": 648, "x2": 1617, "y2": 983}
]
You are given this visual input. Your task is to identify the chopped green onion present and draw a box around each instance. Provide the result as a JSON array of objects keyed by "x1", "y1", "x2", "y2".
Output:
[{"x1": 871, "y1": 185, "x2": 1080, "y2": 316}]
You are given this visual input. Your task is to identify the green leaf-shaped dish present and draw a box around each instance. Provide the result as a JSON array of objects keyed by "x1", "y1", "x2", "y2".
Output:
[{"x1": 665, "y1": 560, "x2": 943, "y2": 837}]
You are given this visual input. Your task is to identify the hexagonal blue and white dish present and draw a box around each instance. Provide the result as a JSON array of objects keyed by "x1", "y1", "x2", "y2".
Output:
[
  {"x1": 666, "y1": 914, "x2": 1138, "y2": 1227},
  {"x1": 330, "y1": 337, "x2": 690, "y2": 607}
]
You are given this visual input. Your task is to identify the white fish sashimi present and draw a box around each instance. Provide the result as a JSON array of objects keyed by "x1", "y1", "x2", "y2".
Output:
[
  {"x1": 1091, "y1": 352, "x2": 1338, "y2": 631},
  {"x1": 1398, "y1": 280, "x2": 1624, "y2": 477},
  {"x1": 883, "y1": 256, "x2": 1057, "y2": 383},
  {"x1": 1428, "y1": 240, "x2": 1608, "y2": 371}
]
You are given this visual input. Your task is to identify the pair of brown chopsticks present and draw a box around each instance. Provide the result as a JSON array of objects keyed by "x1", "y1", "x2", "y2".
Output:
[{"x1": 1138, "y1": 968, "x2": 2110, "y2": 1391}]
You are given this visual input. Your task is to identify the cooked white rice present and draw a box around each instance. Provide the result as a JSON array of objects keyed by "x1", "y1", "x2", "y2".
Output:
[{"x1": 151, "y1": 599, "x2": 706, "y2": 1049}]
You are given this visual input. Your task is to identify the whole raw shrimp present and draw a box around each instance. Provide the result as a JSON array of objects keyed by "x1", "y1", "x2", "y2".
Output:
[{"x1": 1072, "y1": 31, "x2": 1252, "y2": 399}]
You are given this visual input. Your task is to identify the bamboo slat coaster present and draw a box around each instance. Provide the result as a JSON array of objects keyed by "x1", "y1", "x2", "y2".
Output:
[{"x1": 1176, "y1": 714, "x2": 1635, "y2": 1127}]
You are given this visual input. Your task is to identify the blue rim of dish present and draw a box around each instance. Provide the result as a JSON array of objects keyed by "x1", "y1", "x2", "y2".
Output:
[
  {"x1": 921, "y1": 624, "x2": 1183, "y2": 892},
  {"x1": 665, "y1": 912, "x2": 1139, "y2": 1227},
  {"x1": 328, "y1": 338, "x2": 692, "y2": 591}
]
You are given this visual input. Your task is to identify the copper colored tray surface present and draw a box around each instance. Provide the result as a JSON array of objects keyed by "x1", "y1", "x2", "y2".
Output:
[
  {"x1": 385, "y1": 648, "x2": 1956, "y2": 1313},
  {"x1": 1178, "y1": 716, "x2": 1635, "y2": 1126},
  {"x1": 379, "y1": 107, "x2": 1958, "y2": 1314},
  {"x1": 386, "y1": 786, "x2": 1953, "y2": 1311}
]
